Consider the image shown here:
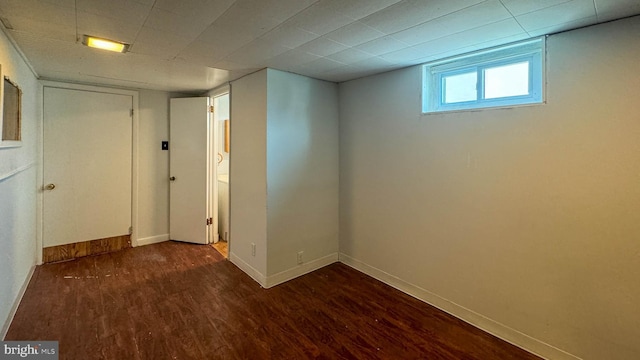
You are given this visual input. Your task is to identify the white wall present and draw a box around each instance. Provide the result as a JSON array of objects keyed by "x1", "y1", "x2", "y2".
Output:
[
  {"x1": 229, "y1": 70, "x2": 269, "y2": 283},
  {"x1": 338, "y1": 17, "x2": 640, "y2": 360},
  {"x1": 0, "y1": 29, "x2": 40, "y2": 338},
  {"x1": 229, "y1": 69, "x2": 340, "y2": 287},
  {"x1": 137, "y1": 90, "x2": 172, "y2": 245},
  {"x1": 266, "y1": 70, "x2": 339, "y2": 280}
]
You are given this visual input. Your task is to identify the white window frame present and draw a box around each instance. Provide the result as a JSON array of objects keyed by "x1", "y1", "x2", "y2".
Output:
[{"x1": 423, "y1": 37, "x2": 545, "y2": 113}]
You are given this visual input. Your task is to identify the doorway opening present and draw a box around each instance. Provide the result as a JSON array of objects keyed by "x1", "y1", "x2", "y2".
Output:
[{"x1": 211, "y1": 92, "x2": 230, "y2": 258}]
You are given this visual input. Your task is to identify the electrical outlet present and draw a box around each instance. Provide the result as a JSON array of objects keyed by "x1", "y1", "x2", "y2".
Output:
[
  {"x1": 251, "y1": 243, "x2": 256, "y2": 256},
  {"x1": 297, "y1": 251, "x2": 304, "y2": 265}
]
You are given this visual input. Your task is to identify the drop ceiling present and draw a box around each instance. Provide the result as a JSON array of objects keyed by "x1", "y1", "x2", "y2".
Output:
[{"x1": 0, "y1": 0, "x2": 638, "y2": 93}]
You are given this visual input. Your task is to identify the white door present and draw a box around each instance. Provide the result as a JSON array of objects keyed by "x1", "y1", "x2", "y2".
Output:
[
  {"x1": 43, "y1": 87, "x2": 132, "y2": 247},
  {"x1": 169, "y1": 97, "x2": 213, "y2": 244}
]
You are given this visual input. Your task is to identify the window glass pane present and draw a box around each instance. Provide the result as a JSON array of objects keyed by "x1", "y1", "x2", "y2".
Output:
[
  {"x1": 484, "y1": 61, "x2": 529, "y2": 99},
  {"x1": 443, "y1": 71, "x2": 477, "y2": 104}
]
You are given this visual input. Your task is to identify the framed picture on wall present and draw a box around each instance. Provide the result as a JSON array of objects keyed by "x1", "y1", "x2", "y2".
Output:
[{"x1": 0, "y1": 64, "x2": 23, "y2": 148}]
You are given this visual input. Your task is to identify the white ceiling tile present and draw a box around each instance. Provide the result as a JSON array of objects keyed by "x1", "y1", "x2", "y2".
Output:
[
  {"x1": 264, "y1": 49, "x2": 322, "y2": 70},
  {"x1": 414, "y1": 33, "x2": 531, "y2": 64},
  {"x1": 354, "y1": 35, "x2": 409, "y2": 55},
  {"x1": 295, "y1": 57, "x2": 346, "y2": 73},
  {"x1": 38, "y1": 0, "x2": 76, "y2": 9},
  {"x1": 130, "y1": 26, "x2": 190, "y2": 59},
  {"x1": 326, "y1": 48, "x2": 373, "y2": 64},
  {"x1": 320, "y1": 0, "x2": 402, "y2": 20},
  {"x1": 210, "y1": 59, "x2": 258, "y2": 71},
  {"x1": 258, "y1": 24, "x2": 320, "y2": 49},
  {"x1": 286, "y1": 2, "x2": 355, "y2": 36},
  {"x1": 324, "y1": 21, "x2": 386, "y2": 47},
  {"x1": 501, "y1": 0, "x2": 573, "y2": 16},
  {"x1": 234, "y1": 0, "x2": 318, "y2": 22},
  {"x1": 76, "y1": 0, "x2": 152, "y2": 24},
  {"x1": 152, "y1": 0, "x2": 198, "y2": 16},
  {"x1": 0, "y1": 1, "x2": 76, "y2": 28},
  {"x1": 391, "y1": 0, "x2": 514, "y2": 46},
  {"x1": 228, "y1": 68, "x2": 259, "y2": 81},
  {"x1": 224, "y1": 39, "x2": 291, "y2": 66},
  {"x1": 594, "y1": 0, "x2": 640, "y2": 22},
  {"x1": 526, "y1": 15, "x2": 598, "y2": 37},
  {"x1": 131, "y1": 0, "x2": 155, "y2": 5},
  {"x1": 294, "y1": 36, "x2": 349, "y2": 56},
  {"x1": 153, "y1": 0, "x2": 235, "y2": 21},
  {"x1": 378, "y1": 46, "x2": 426, "y2": 64},
  {"x1": 361, "y1": 0, "x2": 485, "y2": 34},
  {"x1": 410, "y1": 19, "x2": 526, "y2": 58},
  {"x1": 320, "y1": 64, "x2": 360, "y2": 81},
  {"x1": 194, "y1": 23, "x2": 248, "y2": 52},
  {"x1": 177, "y1": 40, "x2": 229, "y2": 67},
  {"x1": 516, "y1": 0, "x2": 597, "y2": 33},
  {"x1": 11, "y1": 30, "x2": 229, "y2": 92},
  {"x1": 324, "y1": 63, "x2": 396, "y2": 82},
  {"x1": 77, "y1": 11, "x2": 141, "y2": 43},
  {"x1": 349, "y1": 56, "x2": 393, "y2": 70},
  {"x1": 382, "y1": 18, "x2": 526, "y2": 64},
  {"x1": 196, "y1": 3, "x2": 282, "y2": 47},
  {"x1": 4, "y1": 0, "x2": 639, "y2": 91},
  {"x1": 5, "y1": 16, "x2": 75, "y2": 42},
  {"x1": 142, "y1": 7, "x2": 213, "y2": 40}
]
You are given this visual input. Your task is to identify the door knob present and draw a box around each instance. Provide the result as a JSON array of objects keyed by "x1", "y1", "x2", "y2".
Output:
[
  {"x1": 169, "y1": 176, "x2": 176, "y2": 181},
  {"x1": 45, "y1": 183, "x2": 56, "y2": 190}
]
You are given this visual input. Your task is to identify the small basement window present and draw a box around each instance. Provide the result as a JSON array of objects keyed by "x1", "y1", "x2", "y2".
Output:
[{"x1": 423, "y1": 37, "x2": 545, "y2": 113}]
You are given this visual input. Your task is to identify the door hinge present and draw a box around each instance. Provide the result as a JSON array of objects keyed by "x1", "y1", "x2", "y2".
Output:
[
  {"x1": 206, "y1": 217, "x2": 213, "y2": 225},
  {"x1": 209, "y1": 105, "x2": 214, "y2": 113},
  {"x1": 130, "y1": 108, "x2": 134, "y2": 117}
]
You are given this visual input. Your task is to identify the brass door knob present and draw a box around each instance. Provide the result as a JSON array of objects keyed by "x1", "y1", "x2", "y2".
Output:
[{"x1": 45, "y1": 183, "x2": 56, "y2": 190}]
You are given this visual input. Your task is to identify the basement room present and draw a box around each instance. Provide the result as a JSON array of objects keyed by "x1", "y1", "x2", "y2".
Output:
[{"x1": 0, "y1": 0, "x2": 639, "y2": 359}]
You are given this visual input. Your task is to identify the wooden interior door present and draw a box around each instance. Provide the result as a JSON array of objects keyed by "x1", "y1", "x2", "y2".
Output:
[
  {"x1": 43, "y1": 87, "x2": 133, "y2": 248},
  {"x1": 169, "y1": 97, "x2": 212, "y2": 244}
]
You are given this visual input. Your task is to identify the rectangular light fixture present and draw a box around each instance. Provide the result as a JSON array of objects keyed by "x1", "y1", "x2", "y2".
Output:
[{"x1": 82, "y1": 35, "x2": 129, "y2": 53}]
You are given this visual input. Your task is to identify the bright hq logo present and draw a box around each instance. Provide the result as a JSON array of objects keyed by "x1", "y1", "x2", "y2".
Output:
[{"x1": 1, "y1": 342, "x2": 57, "y2": 359}]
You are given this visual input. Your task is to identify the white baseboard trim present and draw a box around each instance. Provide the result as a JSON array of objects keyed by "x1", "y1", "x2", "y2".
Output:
[
  {"x1": 1, "y1": 265, "x2": 36, "y2": 340},
  {"x1": 265, "y1": 252, "x2": 339, "y2": 289},
  {"x1": 135, "y1": 234, "x2": 169, "y2": 247},
  {"x1": 229, "y1": 252, "x2": 267, "y2": 287},
  {"x1": 338, "y1": 253, "x2": 581, "y2": 360}
]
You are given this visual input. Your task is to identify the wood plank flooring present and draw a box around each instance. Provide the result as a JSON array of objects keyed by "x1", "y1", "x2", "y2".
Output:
[
  {"x1": 211, "y1": 240, "x2": 228, "y2": 258},
  {"x1": 6, "y1": 242, "x2": 541, "y2": 360}
]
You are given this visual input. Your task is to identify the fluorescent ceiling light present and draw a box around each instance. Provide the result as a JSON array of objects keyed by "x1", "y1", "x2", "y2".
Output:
[{"x1": 82, "y1": 35, "x2": 129, "y2": 53}]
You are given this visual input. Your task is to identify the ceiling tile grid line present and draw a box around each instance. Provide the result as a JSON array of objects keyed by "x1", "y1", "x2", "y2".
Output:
[
  {"x1": 496, "y1": 0, "x2": 529, "y2": 36},
  {"x1": 128, "y1": 1, "x2": 156, "y2": 49}
]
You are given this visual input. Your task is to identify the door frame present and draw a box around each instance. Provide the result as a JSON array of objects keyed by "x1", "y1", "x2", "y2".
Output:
[
  {"x1": 37, "y1": 81, "x2": 140, "y2": 264},
  {"x1": 208, "y1": 85, "x2": 230, "y2": 254}
]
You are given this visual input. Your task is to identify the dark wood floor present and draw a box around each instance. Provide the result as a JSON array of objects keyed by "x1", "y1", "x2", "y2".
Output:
[{"x1": 6, "y1": 242, "x2": 541, "y2": 360}]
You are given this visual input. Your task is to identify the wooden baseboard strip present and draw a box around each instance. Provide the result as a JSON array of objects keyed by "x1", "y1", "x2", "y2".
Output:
[{"x1": 43, "y1": 235, "x2": 131, "y2": 263}]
